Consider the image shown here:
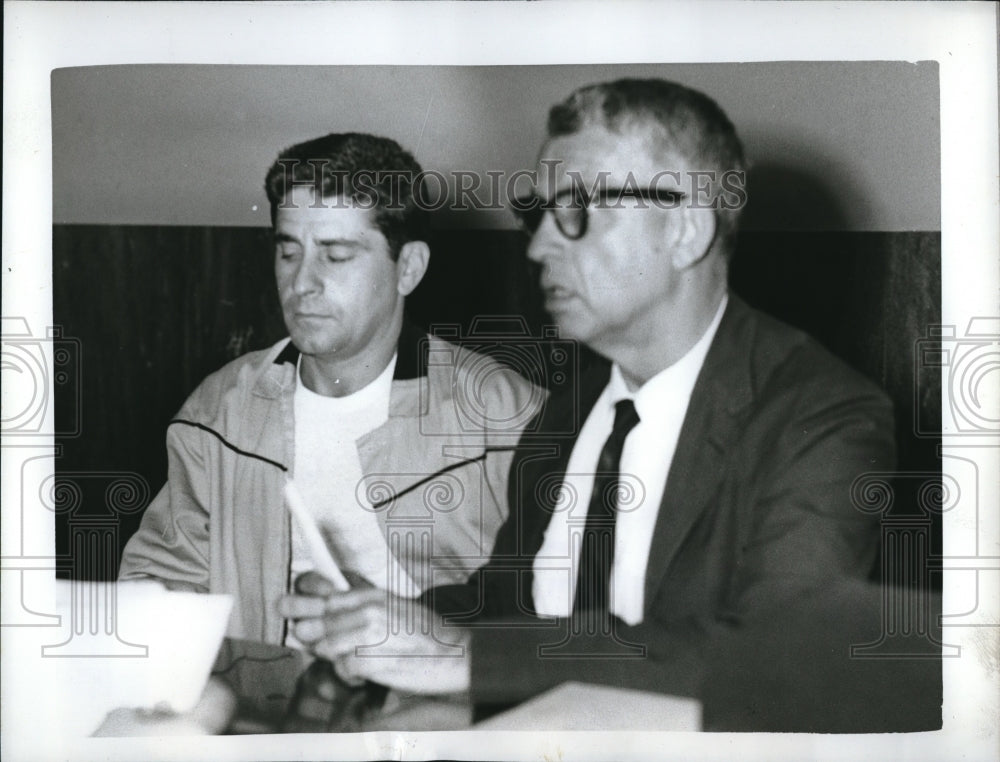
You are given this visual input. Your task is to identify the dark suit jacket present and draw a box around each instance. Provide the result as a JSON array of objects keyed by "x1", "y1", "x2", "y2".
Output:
[{"x1": 422, "y1": 295, "x2": 896, "y2": 710}]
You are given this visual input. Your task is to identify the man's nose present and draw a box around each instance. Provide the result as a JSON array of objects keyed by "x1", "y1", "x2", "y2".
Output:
[
  {"x1": 525, "y1": 213, "x2": 562, "y2": 264},
  {"x1": 291, "y1": 252, "x2": 321, "y2": 295}
]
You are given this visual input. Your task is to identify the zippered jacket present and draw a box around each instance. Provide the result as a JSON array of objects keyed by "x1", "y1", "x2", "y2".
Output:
[{"x1": 119, "y1": 322, "x2": 545, "y2": 643}]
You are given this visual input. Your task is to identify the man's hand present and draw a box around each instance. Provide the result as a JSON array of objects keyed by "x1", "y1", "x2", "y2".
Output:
[
  {"x1": 92, "y1": 677, "x2": 236, "y2": 736},
  {"x1": 278, "y1": 572, "x2": 472, "y2": 695}
]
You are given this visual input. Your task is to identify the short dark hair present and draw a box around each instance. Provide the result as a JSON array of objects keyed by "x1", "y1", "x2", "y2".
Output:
[
  {"x1": 548, "y1": 78, "x2": 747, "y2": 254},
  {"x1": 264, "y1": 132, "x2": 429, "y2": 259}
]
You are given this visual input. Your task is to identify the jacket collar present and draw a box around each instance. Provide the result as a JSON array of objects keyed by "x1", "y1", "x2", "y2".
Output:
[
  {"x1": 641, "y1": 293, "x2": 760, "y2": 606},
  {"x1": 257, "y1": 316, "x2": 430, "y2": 409},
  {"x1": 393, "y1": 318, "x2": 431, "y2": 381},
  {"x1": 271, "y1": 316, "x2": 429, "y2": 381},
  {"x1": 272, "y1": 339, "x2": 300, "y2": 368}
]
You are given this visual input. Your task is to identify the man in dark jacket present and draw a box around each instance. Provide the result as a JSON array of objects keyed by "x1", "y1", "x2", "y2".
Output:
[{"x1": 280, "y1": 80, "x2": 895, "y2": 724}]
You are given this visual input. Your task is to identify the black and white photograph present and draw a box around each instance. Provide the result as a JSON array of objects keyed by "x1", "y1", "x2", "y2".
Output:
[{"x1": 2, "y1": 3, "x2": 998, "y2": 761}]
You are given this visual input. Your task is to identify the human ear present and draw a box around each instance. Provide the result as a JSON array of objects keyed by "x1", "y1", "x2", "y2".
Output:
[
  {"x1": 670, "y1": 207, "x2": 717, "y2": 270},
  {"x1": 396, "y1": 241, "x2": 430, "y2": 296}
]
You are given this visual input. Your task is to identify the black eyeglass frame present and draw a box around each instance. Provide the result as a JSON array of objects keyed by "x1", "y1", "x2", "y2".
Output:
[{"x1": 511, "y1": 186, "x2": 688, "y2": 241}]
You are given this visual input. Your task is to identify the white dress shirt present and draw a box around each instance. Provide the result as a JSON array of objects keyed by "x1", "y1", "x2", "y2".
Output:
[{"x1": 532, "y1": 295, "x2": 728, "y2": 625}]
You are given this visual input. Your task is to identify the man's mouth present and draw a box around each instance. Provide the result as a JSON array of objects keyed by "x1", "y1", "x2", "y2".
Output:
[{"x1": 542, "y1": 283, "x2": 574, "y2": 302}]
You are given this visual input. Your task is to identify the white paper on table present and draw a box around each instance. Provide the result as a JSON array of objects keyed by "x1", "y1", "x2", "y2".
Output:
[
  {"x1": 46, "y1": 580, "x2": 232, "y2": 736},
  {"x1": 474, "y1": 680, "x2": 702, "y2": 731},
  {"x1": 283, "y1": 477, "x2": 350, "y2": 591}
]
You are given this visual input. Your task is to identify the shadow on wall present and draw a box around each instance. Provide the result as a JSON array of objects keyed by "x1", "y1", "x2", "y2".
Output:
[
  {"x1": 728, "y1": 162, "x2": 942, "y2": 573},
  {"x1": 740, "y1": 162, "x2": 850, "y2": 232}
]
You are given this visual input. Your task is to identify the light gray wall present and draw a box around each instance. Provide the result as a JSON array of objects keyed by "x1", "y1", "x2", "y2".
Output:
[{"x1": 52, "y1": 62, "x2": 939, "y2": 230}]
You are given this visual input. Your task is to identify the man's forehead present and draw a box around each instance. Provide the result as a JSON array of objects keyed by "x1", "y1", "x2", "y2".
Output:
[
  {"x1": 274, "y1": 186, "x2": 377, "y2": 232},
  {"x1": 534, "y1": 126, "x2": 688, "y2": 192}
]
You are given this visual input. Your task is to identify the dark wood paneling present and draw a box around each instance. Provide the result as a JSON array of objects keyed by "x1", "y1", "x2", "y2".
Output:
[{"x1": 53, "y1": 225, "x2": 940, "y2": 577}]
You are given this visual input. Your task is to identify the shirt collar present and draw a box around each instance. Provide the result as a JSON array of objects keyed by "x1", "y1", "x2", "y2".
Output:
[
  {"x1": 272, "y1": 315, "x2": 429, "y2": 382},
  {"x1": 607, "y1": 294, "x2": 729, "y2": 419},
  {"x1": 295, "y1": 351, "x2": 398, "y2": 405}
]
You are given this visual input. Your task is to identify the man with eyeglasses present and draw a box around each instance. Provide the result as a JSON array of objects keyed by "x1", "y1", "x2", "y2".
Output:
[{"x1": 280, "y1": 79, "x2": 895, "y2": 726}]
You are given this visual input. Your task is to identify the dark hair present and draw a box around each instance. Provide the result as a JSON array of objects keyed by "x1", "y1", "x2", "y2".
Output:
[
  {"x1": 264, "y1": 132, "x2": 429, "y2": 259},
  {"x1": 548, "y1": 78, "x2": 747, "y2": 254}
]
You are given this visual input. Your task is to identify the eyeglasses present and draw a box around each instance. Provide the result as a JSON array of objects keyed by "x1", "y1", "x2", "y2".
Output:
[{"x1": 511, "y1": 186, "x2": 688, "y2": 241}]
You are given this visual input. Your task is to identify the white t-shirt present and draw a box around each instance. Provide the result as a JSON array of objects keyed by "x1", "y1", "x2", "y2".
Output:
[{"x1": 289, "y1": 353, "x2": 419, "y2": 599}]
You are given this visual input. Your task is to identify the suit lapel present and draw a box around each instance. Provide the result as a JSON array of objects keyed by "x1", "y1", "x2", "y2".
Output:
[{"x1": 643, "y1": 297, "x2": 758, "y2": 609}]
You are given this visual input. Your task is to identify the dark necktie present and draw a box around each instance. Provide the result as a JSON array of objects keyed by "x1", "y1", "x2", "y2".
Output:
[{"x1": 573, "y1": 398, "x2": 640, "y2": 621}]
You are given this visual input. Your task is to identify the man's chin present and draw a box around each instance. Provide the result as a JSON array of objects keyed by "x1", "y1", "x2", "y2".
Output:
[
  {"x1": 289, "y1": 335, "x2": 341, "y2": 358},
  {"x1": 545, "y1": 312, "x2": 589, "y2": 344}
]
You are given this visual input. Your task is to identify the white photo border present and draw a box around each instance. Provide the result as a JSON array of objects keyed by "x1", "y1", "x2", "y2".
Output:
[{"x1": 3, "y1": 2, "x2": 998, "y2": 761}]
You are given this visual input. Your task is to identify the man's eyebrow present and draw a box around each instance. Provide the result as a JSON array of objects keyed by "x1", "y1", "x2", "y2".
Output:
[
  {"x1": 313, "y1": 237, "x2": 362, "y2": 248},
  {"x1": 272, "y1": 232, "x2": 362, "y2": 248}
]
